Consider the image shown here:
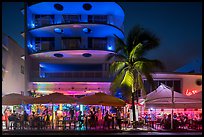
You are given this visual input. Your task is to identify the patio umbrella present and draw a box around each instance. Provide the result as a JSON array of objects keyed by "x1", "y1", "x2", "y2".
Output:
[
  {"x1": 77, "y1": 92, "x2": 126, "y2": 107},
  {"x1": 32, "y1": 92, "x2": 77, "y2": 104},
  {"x1": 31, "y1": 92, "x2": 78, "y2": 129},
  {"x1": 145, "y1": 83, "x2": 202, "y2": 130},
  {"x1": 2, "y1": 93, "x2": 34, "y2": 105}
]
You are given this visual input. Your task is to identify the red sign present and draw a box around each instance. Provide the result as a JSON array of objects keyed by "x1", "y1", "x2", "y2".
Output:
[{"x1": 185, "y1": 89, "x2": 198, "y2": 96}]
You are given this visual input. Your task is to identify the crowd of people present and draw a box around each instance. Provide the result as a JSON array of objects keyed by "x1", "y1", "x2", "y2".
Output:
[
  {"x1": 2, "y1": 106, "x2": 202, "y2": 131},
  {"x1": 142, "y1": 112, "x2": 202, "y2": 130},
  {"x1": 2, "y1": 106, "x2": 125, "y2": 130}
]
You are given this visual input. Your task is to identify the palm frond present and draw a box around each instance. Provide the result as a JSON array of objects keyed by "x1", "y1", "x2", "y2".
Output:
[
  {"x1": 109, "y1": 68, "x2": 126, "y2": 95},
  {"x1": 137, "y1": 58, "x2": 165, "y2": 72},
  {"x1": 107, "y1": 53, "x2": 127, "y2": 62},
  {"x1": 127, "y1": 25, "x2": 143, "y2": 52},
  {"x1": 126, "y1": 25, "x2": 160, "y2": 54},
  {"x1": 121, "y1": 70, "x2": 134, "y2": 89},
  {"x1": 109, "y1": 25, "x2": 163, "y2": 102},
  {"x1": 129, "y1": 43, "x2": 143, "y2": 62},
  {"x1": 114, "y1": 34, "x2": 127, "y2": 52},
  {"x1": 110, "y1": 61, "x2": 126, "y2": 75}
]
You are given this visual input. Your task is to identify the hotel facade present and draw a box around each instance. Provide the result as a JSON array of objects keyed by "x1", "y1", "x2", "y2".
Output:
[{"x1": 22, "y1": 2, "x2": 201, "y2": 99}]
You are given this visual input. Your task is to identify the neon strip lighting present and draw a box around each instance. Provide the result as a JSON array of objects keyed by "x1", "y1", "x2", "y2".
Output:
[{"x1": 32, "y1": 82, "x2": 111, "y2": 85}]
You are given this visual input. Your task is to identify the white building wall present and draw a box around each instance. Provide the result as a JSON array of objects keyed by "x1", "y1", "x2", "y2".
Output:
[
  {"x1": 152, "y1": 73, "x2": 202, "y2": 95},
  {"x1": 2, "y1": 34, "x2": 25, "y2": 96}
]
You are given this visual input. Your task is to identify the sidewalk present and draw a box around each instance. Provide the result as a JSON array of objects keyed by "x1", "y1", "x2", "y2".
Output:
[{"x1": 2, "y1": 125, "x2": 202, "y2": 135}]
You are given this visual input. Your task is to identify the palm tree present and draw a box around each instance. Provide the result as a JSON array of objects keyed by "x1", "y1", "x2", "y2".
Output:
[{"x1": 108, "y1": 25, "x2": 164, "y2": 128}]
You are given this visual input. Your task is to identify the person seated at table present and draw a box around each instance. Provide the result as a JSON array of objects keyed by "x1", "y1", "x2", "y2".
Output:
[{"x1": 103, "y1": 110, "x2": 112, "y2": 129}]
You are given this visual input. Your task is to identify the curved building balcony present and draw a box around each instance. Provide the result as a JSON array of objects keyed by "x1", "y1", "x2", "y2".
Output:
[
  {"x1": 26, "y1": 2, "x2": 124, "y2": 30},
  {"x1": 27, "y1": 23, "x2": 124, "y2": 54},
  {"x1": 29, "y1": 50, "x2": 115, "y2": 64}
]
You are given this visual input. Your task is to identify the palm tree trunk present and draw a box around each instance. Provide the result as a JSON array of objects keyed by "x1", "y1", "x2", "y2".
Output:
[
  {"x1": 135, "y1": 90, "x2": 139, "y2": 126},
  {"x1": 132, "y1": 91, "x2": 136, "y2": 128}
]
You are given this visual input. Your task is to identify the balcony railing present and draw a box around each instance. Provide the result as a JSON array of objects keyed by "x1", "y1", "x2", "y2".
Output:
[
  {"x1": 61, "y1": 38, "x2": 81, "y2": 49},
  {"x1": 35, "y1": 15, "x2": 54, "y2": 27},
  {"x1": 30, "y1": 71, "x2": 111, "y2": 82},
  {"x1": 88, "y1": 15, "x2": 108, "y2": 24},
  {"x1": 31, "y1": 15, "x2": 117, "y2": 28},
  {"x1": 35, "y1": 41, "x2": 55, "y2": 52},
  {"x1": 62, "y1": 15, "x2": 81, "y2": 23},
  {"x1": 88, "y1": 38, "x2": 107, "y2": 50}
]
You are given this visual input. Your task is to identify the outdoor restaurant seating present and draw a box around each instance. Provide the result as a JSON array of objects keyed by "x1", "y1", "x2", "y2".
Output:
[{"x1": 2, "y1": 92, "x2": 202, "y2": 131}]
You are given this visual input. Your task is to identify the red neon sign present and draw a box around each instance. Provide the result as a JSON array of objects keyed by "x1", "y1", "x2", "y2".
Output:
[{"x1": 185, "y1": 89, "x2": 198, "y2": 96}]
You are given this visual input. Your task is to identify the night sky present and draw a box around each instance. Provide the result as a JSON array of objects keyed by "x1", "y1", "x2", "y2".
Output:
[{"x1": 2, "y1": 2, "x2": 202, "y2": 72}]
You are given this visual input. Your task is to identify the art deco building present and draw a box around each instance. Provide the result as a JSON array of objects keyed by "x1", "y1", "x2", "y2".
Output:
[
  {"x1": 23, "y1": 2, "x2": 202, "y2": 99},
  {"x1": 23, "y1": 2, "x2": 125, "y2": 97}
]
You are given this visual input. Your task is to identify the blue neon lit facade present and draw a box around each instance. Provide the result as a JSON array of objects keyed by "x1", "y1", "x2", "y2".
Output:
[{"x1": 24, "y1": 2, "x2": 125, "y2": 96}]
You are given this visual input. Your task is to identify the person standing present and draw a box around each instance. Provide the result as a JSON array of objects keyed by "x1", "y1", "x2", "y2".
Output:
[
  {"x1": 116, "y1": 108, "x2": 122, "y2": 130},
  {"x1": 23, "y1": 110, "x2": 29, "y2": 129},
  {"x1": 78, "y1": 111, "x2": 84, "y2": 128},
  {"x1": 45, "y1": 112, "x2": 50, "y2": 128},
  {"x1": 69, "y1": 108, "x2": 75, "y2": 120},
  {"x1": 4, "y1": 108, "x2": 11, "y2": 129},
  {"x1": 103, "y1": 110, "x2": 111, "y2": 129}
]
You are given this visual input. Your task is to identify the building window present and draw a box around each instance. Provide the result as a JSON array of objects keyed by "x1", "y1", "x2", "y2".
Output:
[
  {"x1": 88, "y1": 15, "x2": 107, "y2": 24},
  {"x1": 62, "y1": 15, "x2": 81, "y2": 23},
  {"x1": 35, "y1": 15, "x2": 54, "y2": 27},
  {"x1": 143, "y1": 79, "x2": 181, "y2": 93},
  {"x1": 61, "y1": 37, "x2": 81, "y2": 49},
  {"x1": 173, "y1": 80, "x2": 181, "y2": 93},
  {"x1": 88, "y1": 37, "x2": 107, "y2": 50},
  {"x1": 35, "y1": 37, "x2": 55, "y2": 52},
  {"x1": 166, "y1": 80, "x2": 173, "y2": 88},
  {"x1": 21, "y1": 65, "x2": 24, "y2": 74}
]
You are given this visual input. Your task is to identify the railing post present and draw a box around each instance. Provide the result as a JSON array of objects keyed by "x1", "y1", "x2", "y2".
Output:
[
  {"x1": 85, "y1": 116, "x2": 88, "y2": 130},
  {"x1": 112, "y1": 117, "x2": 114, "y2": 129}
]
